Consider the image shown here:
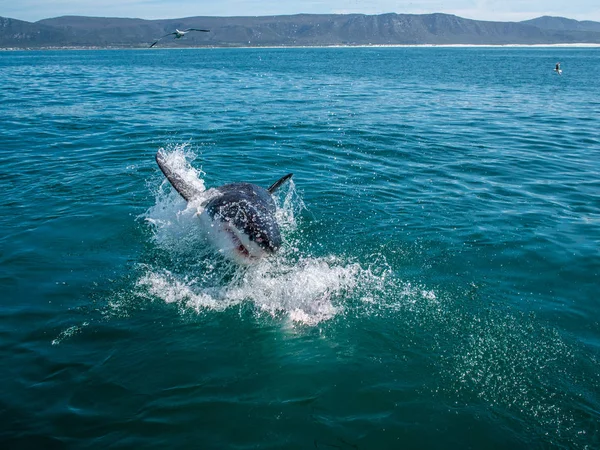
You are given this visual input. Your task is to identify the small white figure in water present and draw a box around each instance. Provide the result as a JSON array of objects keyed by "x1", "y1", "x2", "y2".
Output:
[
  {"x1": 150, "y1": 28, "x2": 210, "y2": 48},
  {"x1": 554, "y1": 62, "x2": 562, "y2": 75}
]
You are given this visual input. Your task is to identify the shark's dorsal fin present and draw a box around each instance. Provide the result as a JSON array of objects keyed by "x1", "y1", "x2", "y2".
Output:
[
  {"x1": 155, "y1": 150, "x2": 203, "y2": 202},
  {"x1": 267, "y1": 173, "x2": 293, "y2": 194}
]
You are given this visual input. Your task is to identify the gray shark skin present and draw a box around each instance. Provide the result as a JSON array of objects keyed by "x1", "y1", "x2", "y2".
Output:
[
  {"x1": 204, "y1": 183, "x2": 281, "y2": 255},
  {"x1": 155, "y1": 150, "x2": 293, "y2": 263}
]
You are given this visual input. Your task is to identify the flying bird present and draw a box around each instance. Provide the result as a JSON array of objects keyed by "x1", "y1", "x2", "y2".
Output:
[{"x1": 150, "y1": 28, "x2": 210, "y2": 48}]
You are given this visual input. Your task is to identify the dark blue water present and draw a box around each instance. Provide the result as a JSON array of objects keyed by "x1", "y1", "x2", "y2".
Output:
[{"x1": 1, "y1": 47, "x2": 599, "y2": 449}]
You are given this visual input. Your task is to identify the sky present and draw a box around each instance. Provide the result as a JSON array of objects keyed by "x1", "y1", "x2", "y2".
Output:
[{"x1": 2, "y1": 0, "x2": 600, "y2": 23}]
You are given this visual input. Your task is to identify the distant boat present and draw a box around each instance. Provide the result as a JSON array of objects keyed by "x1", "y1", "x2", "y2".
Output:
[{"x1": 150, "y1": 28, "x2": 210, "y2": 48}]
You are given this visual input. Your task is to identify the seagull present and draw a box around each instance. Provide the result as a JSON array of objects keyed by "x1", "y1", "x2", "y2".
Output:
[{"x1": 150, "y1": 28, "x2": 210, "y2": 48}]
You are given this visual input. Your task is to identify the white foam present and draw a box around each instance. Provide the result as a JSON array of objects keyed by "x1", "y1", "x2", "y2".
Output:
[
  {"x1": 52, "y1": 322, "x2": 89, "y2": 345},
  {"x1": 137, "y1": 269, "x2": 238, "y2": 312},
  {"x1": 137, "y1": 255, "x2": 374, "y2": 325},
  {"x1": 227, "y1": 256, "x2": 361, "y2": 324}
]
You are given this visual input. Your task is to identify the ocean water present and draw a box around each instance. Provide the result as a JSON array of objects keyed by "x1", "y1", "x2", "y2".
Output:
[{"x1": 1, "y1": 47, "x2": 599, "y2": 449}]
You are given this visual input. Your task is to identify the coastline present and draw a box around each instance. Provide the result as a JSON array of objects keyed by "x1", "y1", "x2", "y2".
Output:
[{"x1": 2, "y1": 43, "x2": 600, "y2": 51}]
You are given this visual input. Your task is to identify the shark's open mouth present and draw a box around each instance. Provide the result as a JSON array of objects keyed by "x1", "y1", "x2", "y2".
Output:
[
  {"x1": 234, "y1": 238, "x2": 251, "y2": 258},
  {"x1": 224, "y1": 225, "x2": 258, "y2": 261}
]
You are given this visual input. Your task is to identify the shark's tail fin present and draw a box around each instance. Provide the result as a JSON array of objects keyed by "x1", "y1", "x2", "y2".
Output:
[{"x1": 267, "y1": 173, "x2": 293, "y2": 194}]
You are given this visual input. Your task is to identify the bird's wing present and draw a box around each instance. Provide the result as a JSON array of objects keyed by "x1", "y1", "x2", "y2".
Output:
[
  {"x1": 149, "y1": 32, "x2": 176, "y2": 47},
  {"x1": 184, "y1": 28, "x2": 210, "y2": 32}
]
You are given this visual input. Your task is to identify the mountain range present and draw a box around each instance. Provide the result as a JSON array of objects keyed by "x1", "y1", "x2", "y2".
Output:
[{"x1": 1, "y1": 13, "x2": 600, "y2": 48}]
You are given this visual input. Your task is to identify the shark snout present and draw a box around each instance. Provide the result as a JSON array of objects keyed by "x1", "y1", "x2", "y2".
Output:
[{"x1": 248, "y1": 223, "x2": 281, "y2": 254}]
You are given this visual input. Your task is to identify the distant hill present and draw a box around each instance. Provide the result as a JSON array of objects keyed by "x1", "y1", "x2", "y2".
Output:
[
  {"x1": 2, "y1": 13, "x2": 600, "y2": 48},
  {"x1": 521, "y1": 16, "x2": 600, "y2": 33},
  {"x1": 0, "y1": 16, "x2": 69, "y2": 46}
]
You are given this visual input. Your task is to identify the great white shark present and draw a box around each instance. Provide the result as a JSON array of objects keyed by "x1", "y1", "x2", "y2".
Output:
[{"x1": 155, "y1": 150, "x2": 293, "y2": 264}]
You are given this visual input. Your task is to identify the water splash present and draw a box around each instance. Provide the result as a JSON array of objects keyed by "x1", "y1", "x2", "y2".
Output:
[
  {"x1": 143, "y1": 144, "x2": 220, "y2": 256},
  {"x1": 140, "y1": 146, "x2": 383, "y2": 325},
  {"x1": 137, "y1": 256, "x2": 369, "y2": 325}
]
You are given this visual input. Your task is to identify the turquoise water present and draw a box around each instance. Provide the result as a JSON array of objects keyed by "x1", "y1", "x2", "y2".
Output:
[{"x1": 1, "y1": 47, "x2": 599, "y2": 449}]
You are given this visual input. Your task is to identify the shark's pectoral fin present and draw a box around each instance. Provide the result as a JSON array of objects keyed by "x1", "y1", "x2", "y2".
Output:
[
  {"x1": 267, "y1": 173, "x2": 293, "y2": 194},
  {"x1": 155, "y1": 150, "x2": 203, "y2": 202}
]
